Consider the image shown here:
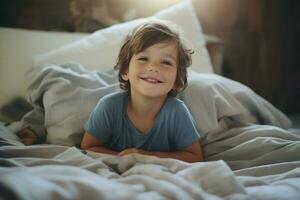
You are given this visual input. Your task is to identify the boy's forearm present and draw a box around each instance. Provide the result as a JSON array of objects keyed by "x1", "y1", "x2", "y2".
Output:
[
  {"x1": 141, "y1": 150, "x2": 203, "y2": 163},
  {"x1": 83, "y1": 146, "x2": 203, "y2": 162},
  {"x1": 86, "y1": 146, "x2": 119, "y2": 155}
]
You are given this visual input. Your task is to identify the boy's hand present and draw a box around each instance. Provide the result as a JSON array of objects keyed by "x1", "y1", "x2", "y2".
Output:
[
  {"x1": 17, "y1": 127, "x2": 39, "y2": 145},
  {"x1": 118, "y1": 148, "x2": 145, "y2": 156}
]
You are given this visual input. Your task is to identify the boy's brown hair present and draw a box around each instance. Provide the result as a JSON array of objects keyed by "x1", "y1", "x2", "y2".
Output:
[{"x1": 114, "y1": 20, "x2": 193, "y2": 96}]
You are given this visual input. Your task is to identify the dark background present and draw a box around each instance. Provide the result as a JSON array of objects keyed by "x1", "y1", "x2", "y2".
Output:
[{"x1": 0, "y1": 0, "x2": 299, "y2": 115}]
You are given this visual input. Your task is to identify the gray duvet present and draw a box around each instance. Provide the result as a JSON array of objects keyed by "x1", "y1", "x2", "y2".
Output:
[{"x1": 0, "y1": 63, "x2": 299, "y2": 199}]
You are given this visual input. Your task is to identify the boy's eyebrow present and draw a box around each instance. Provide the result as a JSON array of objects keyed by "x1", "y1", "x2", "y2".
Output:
[
  {"x1": 138, "y1": 50, "x2": 177, "y2": 61},
  {"x1": 165, "y1": 54, "x2": 177, "y2": 61}
]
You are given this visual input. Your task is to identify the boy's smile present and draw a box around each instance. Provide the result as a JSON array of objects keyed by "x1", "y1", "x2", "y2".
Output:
[
  {"x1": 122, "y1": 41, "x2": 178, "y2": 99},
  {"x1": 140, "y1": 74, "x2": 164, "y2": 84}
]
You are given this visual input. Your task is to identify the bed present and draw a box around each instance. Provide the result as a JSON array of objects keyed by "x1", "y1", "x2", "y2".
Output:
[{"x1": 1, "y1": 0, "x2": 300, "y2": 199}]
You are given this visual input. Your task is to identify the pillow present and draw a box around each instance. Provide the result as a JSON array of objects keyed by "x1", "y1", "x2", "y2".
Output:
[
  {"x1": 0, "y1": 27, "x2": 87, "y2": 108},
  {"x1": 34, "y1": 0, "x2": 213, "y2": 74}
]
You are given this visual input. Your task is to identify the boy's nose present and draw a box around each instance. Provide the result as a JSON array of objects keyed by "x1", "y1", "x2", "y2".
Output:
[{"x1": 147, "y1": 63, "x2": 160, "y2": 73}]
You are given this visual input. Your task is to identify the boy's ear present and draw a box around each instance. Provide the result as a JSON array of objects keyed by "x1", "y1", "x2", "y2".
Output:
[{"x1": 121, "y1": 73, "x2": 129, "y2": 81}]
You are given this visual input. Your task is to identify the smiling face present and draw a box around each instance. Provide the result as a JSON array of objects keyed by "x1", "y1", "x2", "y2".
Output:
[
  {"x1": 121, "y1": 41, "x2": 178, "y2": 100},
  {"x1": 115, "y1": 22, "x2": 192, "y2": 97}
]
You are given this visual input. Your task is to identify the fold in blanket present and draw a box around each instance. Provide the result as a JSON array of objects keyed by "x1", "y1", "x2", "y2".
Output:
[
  {"x1": 0, "y1": 145, "x2": 247, "y2": 199},
  {"x1": 182, "y1": 72, "x2": 292, "y2": 135},
  {"x1": 9, "y1": 63, "x2": 120, "y2": 145},
  {"x1": 1, "y1": 142, "x2": 300, "y2": 200},
  {"x1": 201, "y1": 119, "x2": 300, "y2": 170},
  {"x1": 1, "y1": 73, "x2": 300, "y2": 200}
]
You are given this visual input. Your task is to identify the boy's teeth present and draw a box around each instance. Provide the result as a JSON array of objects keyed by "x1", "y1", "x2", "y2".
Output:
[
  {"x1": 147, "y1": 78, "x2": 156, "y2": 82},
  {"x1": 145, "y1": 78, "x2": 159, "y2": 83}
]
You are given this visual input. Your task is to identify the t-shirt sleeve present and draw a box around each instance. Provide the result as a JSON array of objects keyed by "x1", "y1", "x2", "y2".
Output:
[
  {"x1": 84, "y1": 97, "x2": 113, "y2": 144},
  {"x1": 173, "y1": 101, "x2": 200, "y2": 150}
]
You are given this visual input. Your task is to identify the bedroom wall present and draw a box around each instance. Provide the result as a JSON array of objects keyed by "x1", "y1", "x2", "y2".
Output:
[
  {"x1": 0, "y1": 0, "x2": 299, "y2": 115},
  {"x1": 193, "y1": 0, "x2": 300, "y2": 115},
  {"x1": 221, "y1": 0, "x2": 300, "y2": 115}
]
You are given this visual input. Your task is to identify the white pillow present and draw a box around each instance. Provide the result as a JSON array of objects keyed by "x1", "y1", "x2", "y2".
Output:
[
  {"x1": 34, "y1": 0, "x2": 213, "y2": 73},
  {"x1": 0, "y1": 27, "x2": 87, "y2": 107}
]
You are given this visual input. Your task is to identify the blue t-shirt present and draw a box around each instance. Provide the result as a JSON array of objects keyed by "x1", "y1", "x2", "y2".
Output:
[{"x1": 85, "y1": 91, "x2": 200, "y2": 152}]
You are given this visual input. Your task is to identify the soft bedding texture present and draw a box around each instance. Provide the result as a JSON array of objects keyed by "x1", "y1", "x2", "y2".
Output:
[
  {"x1": 2, "y1": 1, "x2": 300, "y2": 199},
  {"x1": 1, "y1": 123, "x2": 300, "y2": 200},
  {"x1": 1, "y1": 63, "x2": 300, "y2": 200},
  {"x1": 0, "y1": 122, "x2": 24, "y2": 147},
  {"x1": 182, "y1": 72, "x2": 292, "y2": 135},
  {"x1": 9, "y1": 62, "x2": 292, "y2": 146}
]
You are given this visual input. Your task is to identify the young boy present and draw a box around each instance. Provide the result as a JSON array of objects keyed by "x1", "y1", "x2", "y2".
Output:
[{"x1": 81, "y1": 21, "x2": 203, "y2": 162}]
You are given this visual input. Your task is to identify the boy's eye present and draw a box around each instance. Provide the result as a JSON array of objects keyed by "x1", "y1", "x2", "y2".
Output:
[
  {"x1": 162, "y1": 60, "x2": 173, "y2": 66},
  {"x1": 137, "y1": 57, "x2": 148, "y2": 61}
]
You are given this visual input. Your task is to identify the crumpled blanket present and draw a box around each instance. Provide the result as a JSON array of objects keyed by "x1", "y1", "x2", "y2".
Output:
[
  {"x1": 1, "y1": 140, "x2": 300, "y2": 200},
  {"x1": 182, "y1": 72, "x2": 292, "y2": 135},
  {"x1": 9, "y1": 63, "x2": 120, "y2": 145},
  {"x1": 0, "y1": 146, "x2": 244, "y2": 200},
  {"x1": 1, "y1": 61, "x2": 299, "y2": 199},
  {"x1": 8, "y1": 62, "x2": 292, "y2": 146}
]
